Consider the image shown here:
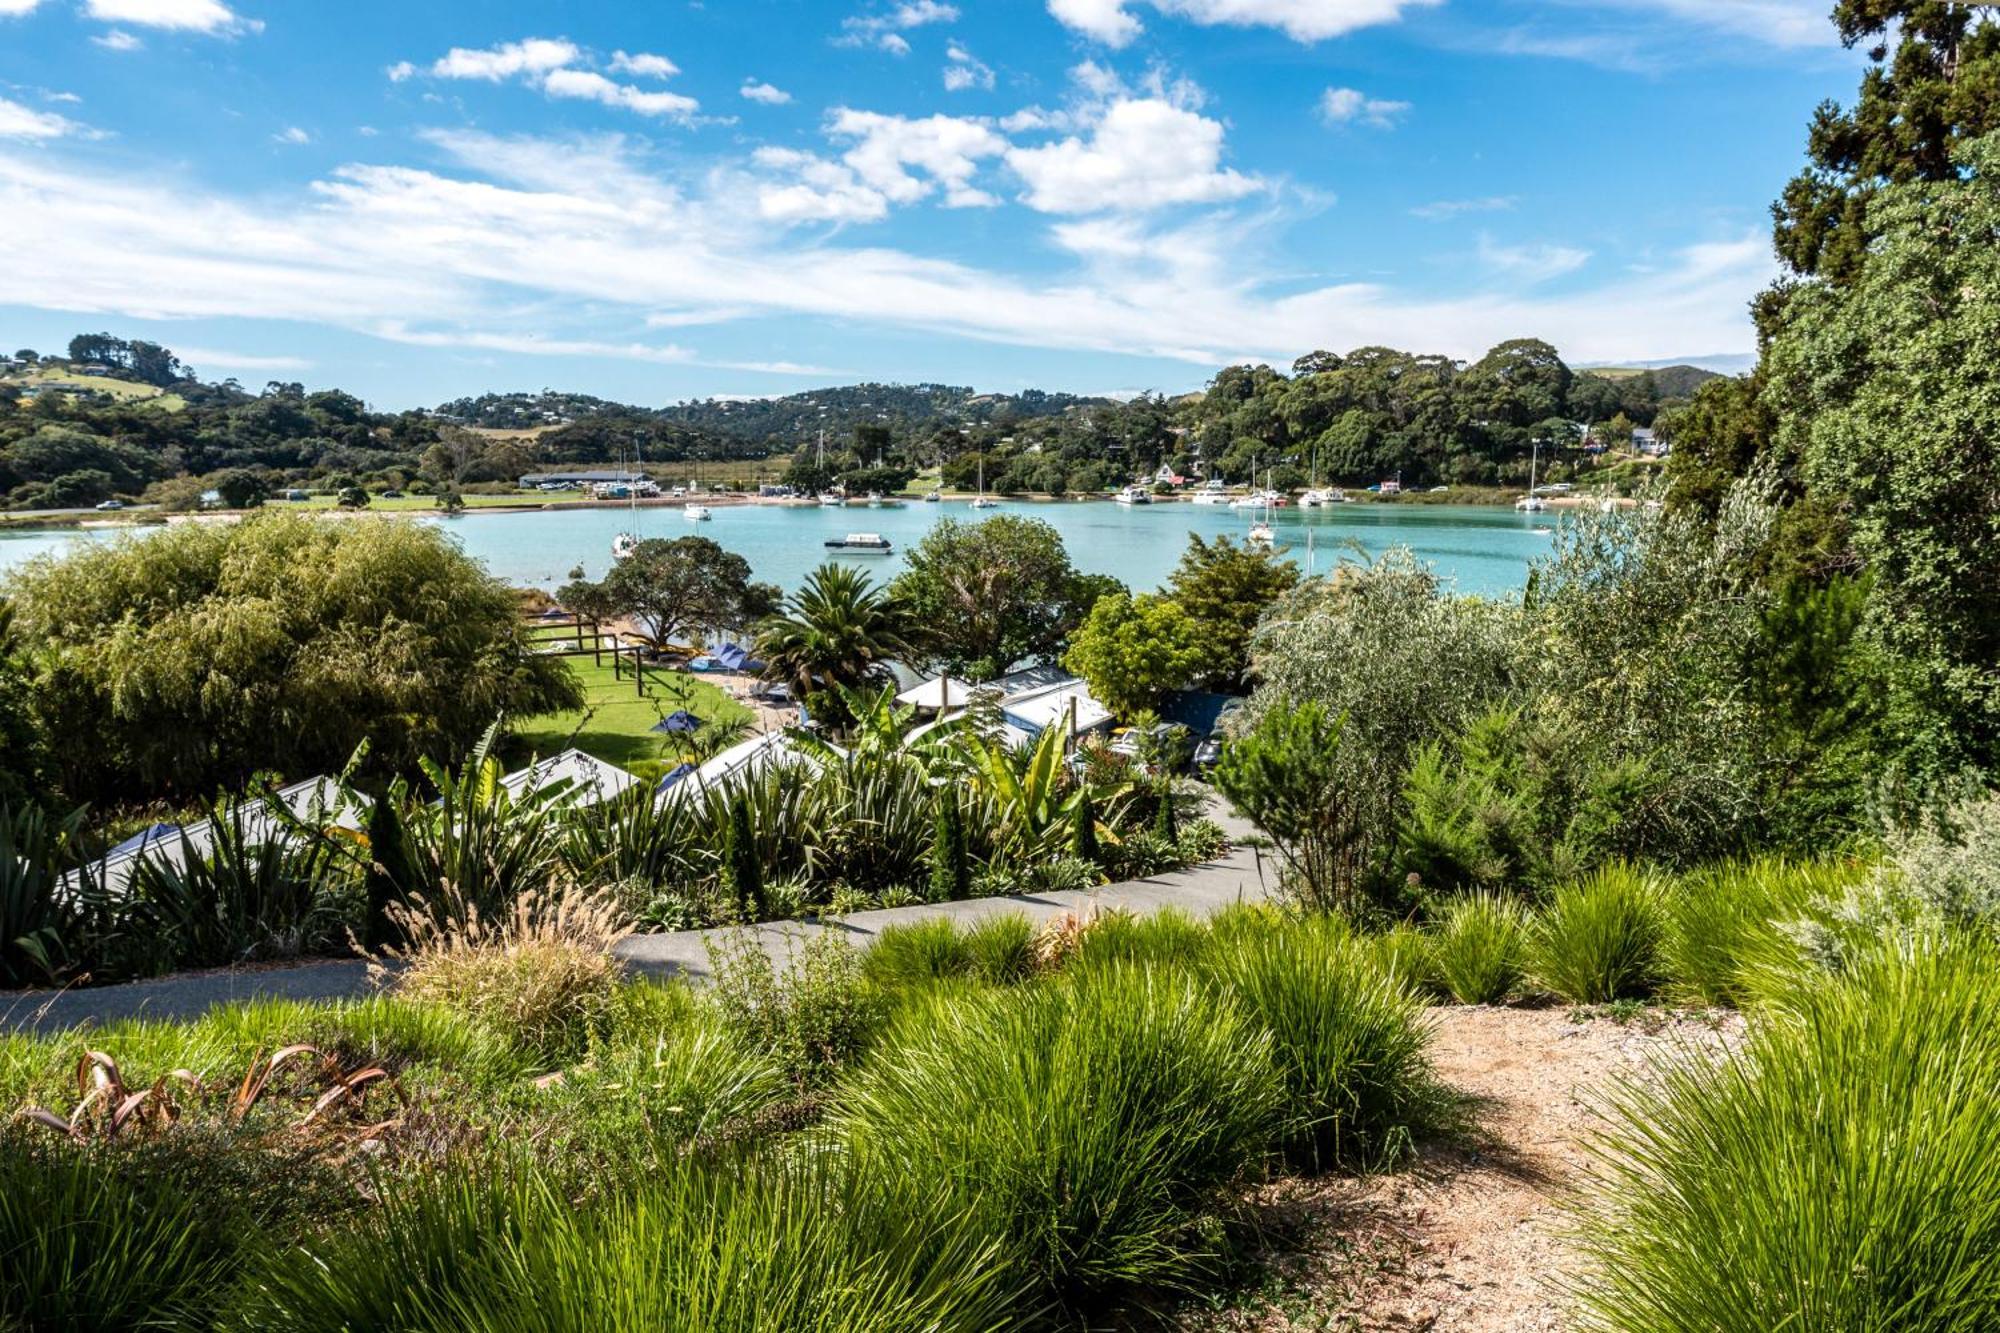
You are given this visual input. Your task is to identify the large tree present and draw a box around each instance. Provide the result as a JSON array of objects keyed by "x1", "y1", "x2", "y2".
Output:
[
  {"x1": 1773, "y1": 1, "x2": 2000, "y2": 285},
  {"x1": 1063, "y1": 592, "x2": 1205, "y2": 718},
  {"x1": 581, "y1": 536, "x2": 755, "y2": 650},
  {"x1": 1167, "y1": 534, "x2": 1300, "y2": 692},
  {"x1": 7, "y1": 513, "x2": 582, "y2": 801},
  {"x1": 892, "y1": 516, "x2": 1107, "y2": 680}
]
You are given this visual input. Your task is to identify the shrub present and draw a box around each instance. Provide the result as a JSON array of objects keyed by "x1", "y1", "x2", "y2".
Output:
[
  {"x1": 0, "y1": 799, "x2": 81, "y2": 985},
  {"x1": 235, "y1": 1155, "x2": 1017, "y2": 1333},
  {"x1": 1430, "y1": 892, "x2": 1529, "y2": 1005},
  {"x1": 1204, "y1": 922, "x2": 1442, "y2": 1171},
  {"x1": 548, "y1": 1008, "x2": 790, "y2": 1159},
  {"x1": 1074, "y1": 906, "x2": 1212, "y2": 970},
  {"x1": 386, "y1": 883, "x2": 630, "y2": 1065},
  {"x1": 835, "y1": 966, "x2": 1283, "y2": 1311},
  {"x1": 1529, "y1": 864, "x2": 1664, "y2": 1003},
  {"x1": 705, "y1": 928, "x2": 883, "y2": 1088},
  {"x1": 1573, "y1": 939, "x2": 2000, "y2": 1332}
]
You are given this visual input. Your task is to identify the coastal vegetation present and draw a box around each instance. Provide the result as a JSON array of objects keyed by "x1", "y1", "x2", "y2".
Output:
[{"x1": 7, "y1": 2, "x2": 2000, "y2": 1326}]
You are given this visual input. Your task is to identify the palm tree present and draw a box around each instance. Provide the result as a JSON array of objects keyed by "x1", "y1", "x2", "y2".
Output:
[{"x1": 754, "y1": 564, "x2": 916, "y2": 727}]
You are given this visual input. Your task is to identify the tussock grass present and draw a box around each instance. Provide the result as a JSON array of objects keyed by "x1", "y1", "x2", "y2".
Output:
[
  {"x1": 1204, "y1": 923, "x2": 1444, "y2": 1172},
  {"x1": 1074, "y1": 906, "x2": 1213, "y2": 969},
  {"x1": 835, "y1": 964, "x2": 1283, "y2": 1312},
  {"x1": 1573, "y1": 938, "x2": 2000, "y2": 1331},
  {"x1": 1430, "y1": 892, "x2": 1529, "y2": 1005},
  {"x1": 861, "y1": 917, "x2": 971, "y2": 988},
  {"x1": 1530, "y1": 863, "x2": 1664, "y2": 1003},
  {"x1": 960, "y1": 912, "x2": 1037, "y2": 983},
  {"x1": 1660, "y1": 856, "x2": 1866, "y2": 1007},
  {"x1": 386, "y1": 883, "x2": 630, "y2": 1064},
  {"x1": 234, "y1": 1155, "x2": 1017, "y2": 1332}
]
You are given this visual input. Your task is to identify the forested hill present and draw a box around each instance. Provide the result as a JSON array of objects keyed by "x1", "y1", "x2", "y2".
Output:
[{"x1": 436, "y1": 382, "x2": 1113, "y2": 443}]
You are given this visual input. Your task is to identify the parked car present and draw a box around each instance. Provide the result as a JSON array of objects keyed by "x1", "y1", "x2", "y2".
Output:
[
  {"x1": 93, "y1": 499, "x2": 124, "y2": 511},
  {"x1": 1192, "y1": 735, "x2": 1224, "y2": 773}
]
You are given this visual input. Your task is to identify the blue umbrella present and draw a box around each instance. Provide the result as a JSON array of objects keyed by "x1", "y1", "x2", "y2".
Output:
[
  {"x1": 713, "y1": 643, "x2": 749, "y2": 670},
  {"x1": 655, "y1": 763, "x2": 696, "y2": 792},
  {"x1": 538, "y1": 607, "x2": 569, "y2": 620},
  {"x1": 108, "y1": 823, "x2": 179, "y2": 857},
  {"x1": 651, "y1": 710, "x2": 703, "y2": 733}
]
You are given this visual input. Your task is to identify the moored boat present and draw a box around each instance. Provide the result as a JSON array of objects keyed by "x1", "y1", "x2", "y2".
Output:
[{"x1": 825, "y1": 532, "x2": 892, "y2": 553}]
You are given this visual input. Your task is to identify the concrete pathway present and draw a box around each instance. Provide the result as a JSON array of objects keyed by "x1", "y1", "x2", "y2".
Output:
[{"x1": 2, "y1": 807, "x2": 1274, "y2": 1034}]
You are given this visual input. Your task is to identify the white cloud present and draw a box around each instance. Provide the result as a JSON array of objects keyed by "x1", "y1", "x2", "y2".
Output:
[
  {"x1": 609, "y1": 50, "x2": 679, "y2": 78},
  {"x1": 0, "y1": 96, "x2": 85, "y2": 139},
  {"x1": 0, "y1": 0, "x2": 43, "y2": 15},
  {"x1": 392, "y1": 38, "x2": 700, "y2": 122},
  {"x1": 421, "y1": 38, "x2": 581, "y2": 82},
  {"x1": 91, "y1": 28, "x2": 142, "y2": 49},
  {"x1": 543, "y1": 68, "x2": 698, "y2": 121},
  {"x1": 272, "y1": 125, "x2": 311, "y2": 145},
  {"x1": 1599, "y1": 0, "x2": 1826, "y2": 48},
  {"x1": 943, "y1": 42, "x2": 995, "y2": 92},
  {"x1": 1007, "y1": 97, "x2": 1261, "y2": 213},
  {"x1": 1412, "y1": 195, "x2": 1515, "y2": 220},
  {"x1": 1049, "y1": 0, "x2": 1438, "y2": 47},
  {"x1": 1319, "y1": 86, "x2": 1409, "y2": 128},
  {"x1": 740, "y1": 80, "x2": 792, "y2": 105},
  {"x1": 757, "y1": 109, "x2": 1007, "y2": 221},
  {"x1": 176, "y1": 346, "x2": 312, "y2": 371},
  {"x1": 0, "y1": 135, "x2": 1773, "y2": 387},
  {"x1": 45, "y1": 91, "x2": 82, "y2": 104},
  {"x1": 82, "y1": 0, "x2": 258, "y2": 34},
  {"x1": 1477, "y1": 234, "x2": 1592, "y2": 283},
  {"x1": 840, "y1": 1, "x2": 958, "y2": 52}
]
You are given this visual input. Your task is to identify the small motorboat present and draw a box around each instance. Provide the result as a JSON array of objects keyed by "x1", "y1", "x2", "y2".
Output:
[
  {"x1": 1189, "y1": 492, "x2": 1228, "y2": 506},
  {"x1": 818, "y1": 492, "x2": 845, "y2": 507},
  {"x1": 825, "y1": 532, "x2": 892, "y2": 553},
  {"x1": 923, "y1": 492, "x2": 941, "y2": 503},
  {"x1": 970, "y1": 496, "x2": 1000, "y2": 509},
  {"x1": 1114, "y1": 485, "x2": 1152, "y2": 505},
  {"x1": 684, "y1": 504, "x2": 712, "y2": 521}
]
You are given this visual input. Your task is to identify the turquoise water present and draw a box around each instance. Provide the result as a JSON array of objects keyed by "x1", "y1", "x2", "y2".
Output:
[{"x1": 0, "y1": 500, "x2": 1554, "y2": 596}]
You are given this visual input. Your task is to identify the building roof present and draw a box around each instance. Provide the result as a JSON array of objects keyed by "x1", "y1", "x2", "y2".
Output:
[
  {"x1": 63, "y1": 776, "x2": 370, "y2": 902},
  {"x1": 518, "y1": 469, "x2": 646, "y2": 485},
  {"x1": 657, "y1": 730, "x2": 846, "y2": 805},
  {"x1": 500, "y1": 749, "x2": 639, "y2": 808},
  {"x1": 895, "y1": 675, "x2": 977, "y2": 710},
  {"x1": 1000, "y1": 677, "x2": 1114, "y2": 738}
]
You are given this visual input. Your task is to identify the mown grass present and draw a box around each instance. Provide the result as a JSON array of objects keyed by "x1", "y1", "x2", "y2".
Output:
[{"x1": 509, "y1": 653, "x2": 754, "y2": 771}]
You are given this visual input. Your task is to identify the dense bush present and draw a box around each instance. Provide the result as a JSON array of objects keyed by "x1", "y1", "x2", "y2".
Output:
[
  {"x1": 1574, "y1": 939, "x2": 2000, "y2": 1331},
  {"x1": 7, "y1": 514, "x2": 582, "y2": 801}
]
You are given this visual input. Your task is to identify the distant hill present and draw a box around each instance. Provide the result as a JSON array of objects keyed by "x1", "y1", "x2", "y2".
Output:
[
  {"x1": 1582, "y1": 364, "x2": 1726, "y2": 398},
  {"x1": 433, "y1": 381, "x2": 1115, "y2": 449}
]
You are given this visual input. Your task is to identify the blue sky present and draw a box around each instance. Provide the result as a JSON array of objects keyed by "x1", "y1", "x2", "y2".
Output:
[{"x1": 0, "y1": 0, "x2": 1858, "y2": 409}]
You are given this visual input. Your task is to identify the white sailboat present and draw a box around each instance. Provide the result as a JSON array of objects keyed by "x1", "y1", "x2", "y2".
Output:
[
  {"x1": 1247, "y1": 468, "x2": 1277, "y2": 549},
  {"x1": 970, "y1": 455, "x2": 1000, "y2": 508},
  {"x1": 612, "y1": 434, "x2": 643, "y2": 560},
  {"x1": 1516, "y1": 440, "x2": 1548, "y2": 513}
]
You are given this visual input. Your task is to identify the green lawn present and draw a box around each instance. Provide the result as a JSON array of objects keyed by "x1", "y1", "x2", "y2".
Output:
[{"x1": 510, "y1": 652, "x2": 754, "y2": 772}]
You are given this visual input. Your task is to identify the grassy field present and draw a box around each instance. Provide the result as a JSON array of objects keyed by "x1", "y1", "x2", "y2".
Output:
[
  {"x1": 509, "y1": 651, "x2": 754, "y2": 772},
  {"x1": 3, "y1": 369, "x2": 185, "y2": 410}
]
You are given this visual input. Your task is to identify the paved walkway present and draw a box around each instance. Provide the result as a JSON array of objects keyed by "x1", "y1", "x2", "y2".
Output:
[{"x1": 2, "y1": 807, "x2": 1274, "y2": 1034}]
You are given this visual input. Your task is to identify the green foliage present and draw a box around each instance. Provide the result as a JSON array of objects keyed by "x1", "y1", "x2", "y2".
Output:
[
  {"x1": 835, "y1": 966, "x2": 1283, "y2": 1311},
  {"x1": 7, "y1": 513, "x2": 581, "y2": 801},
  {"x1": 723, "y1": 791, "x2": 765, "y2": 920},
  {"x1": 754, "y1": 563, "x2": 914, "y2": 726},
  {"x1": 1529, "y1": 864, "x2": 1666, "y2": 1003},
  {"x1": 1213, "y1": 701, "x2": 1371, "y2": 915},
  {"x1": 565, "y1": 535, "x2": 756, "y2": 648},
  {"x1": 1660, "y1": 856, "x2": 1865, "y2": 1007},
  {"x1": 1574, "y1": 939, "x2": 2000, "y2": 1332},
  {"x1": 928, "y1": 790, "x2": 970, "y2": 904},
  {"x1": 1203, "y1": 922, "x2": 1441, "y2": 1171},
  {"x1": 891, "y1": 515, "x2": 1105, "y2": 679},
  {"x1": 1062, "y1": 590, "x2": 1205, "y2": 717},
  {"x1": 705, "y1": 928, "x2": 883, "y2": 1087},
  {"x1": 1166, "y1": 533, "x2": 1300, "y2": 691},
  {"x1": 960, "y1": 912, "x2": 1038, "y2": 984},
  {"x1": 1429, "y1": 892, "x2": 1529, "y2": 1005},
  {"x1": 235, "y1": 1156, "x2": 1017, "y2": 1333},
  {"x1": 0, "y1": 799, "x2": 81, "y2": 986},
  {"x1": 862, "y1": 917, "x2": 973, "y2": 989}
]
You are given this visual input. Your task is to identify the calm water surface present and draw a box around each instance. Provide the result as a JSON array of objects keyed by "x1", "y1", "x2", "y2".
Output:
[{"x1": 0, "y1": 500, "x2": 1555, "y2": 596}]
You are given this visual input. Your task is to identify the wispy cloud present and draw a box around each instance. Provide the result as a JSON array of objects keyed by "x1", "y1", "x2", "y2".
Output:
[
  {"x1": 838, "y1": 1, "x2": 959, "y2": 54},
  {"x1": 388, "y1": 37, "x2": 700, "y2": 123},
  {"x1": 0, "y1": 95, "x2": 91, "y2": 139},
  {"x1": 943, "y1": 42, "x2": 995, "y2": 92},
  {"x1": 1412, "y1": 195, "x2": 1516, "y2": 221},
  {"x1": 82, "y1": 0, "x2": 260, "y2": 36},
  {"x1": 1477, "y1": 234, "x2": 1592, "y2": 283},
  {"x1": 740, "y1": 79, "x2": 792, "y2": 105},
  {"x1": 1049, "y1": 0, "x2": 1440, "y2": 48},
  {"x1": 1319, "y1": 86, "x2": 1409, "y2": 128}
]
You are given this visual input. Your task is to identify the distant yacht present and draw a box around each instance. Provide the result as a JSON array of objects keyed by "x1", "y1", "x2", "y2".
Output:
[
  {"x1": 1516, "y1": 441, "x2": 1548, "y2": 512},
  {"x1": 818, "y1": 491, "x2": 845, "y2": 507},
  {"x1": 1114, "y1": 485, "x2": 1152, "y2": 505},
  {"x1": 923, "y1": 491, "x2": 941, "y2": 503},
  {"x1": 970, "y1": 456, "x2": 1000, "y2": 508},
  {"x1": 684, "y1": 504, "x2": 712, "y2": 521}
]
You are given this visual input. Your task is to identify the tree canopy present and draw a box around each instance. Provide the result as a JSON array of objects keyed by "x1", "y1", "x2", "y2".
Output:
[
  {"x1": 6, "y1": 513, "x2": 582, "y2": 800},
  {"x1": 559, "y1": 536, "x2": 759, "y2": 650},
  {"x1": 892, "y1": 516, "x2": 1109, "y2": 680}
]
